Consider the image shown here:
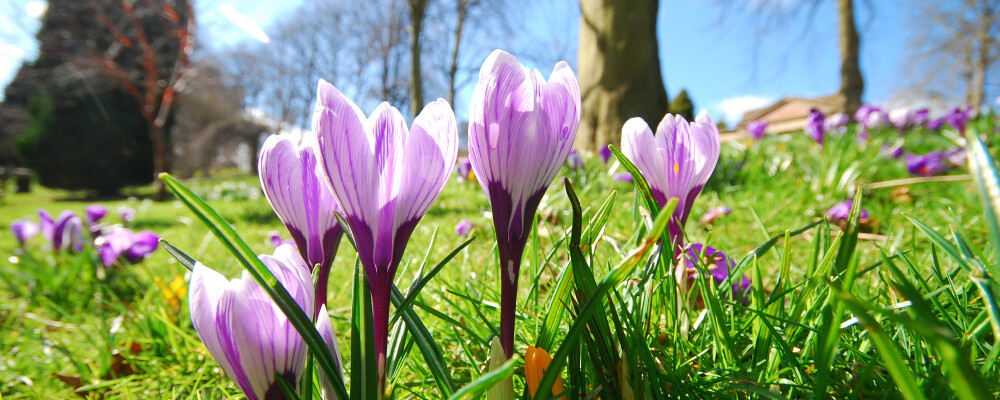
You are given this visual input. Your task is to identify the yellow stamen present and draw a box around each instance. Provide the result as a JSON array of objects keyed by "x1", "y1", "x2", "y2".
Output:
[{"x1": 673, "y1": 162, "x2": 679, "y2": 174}]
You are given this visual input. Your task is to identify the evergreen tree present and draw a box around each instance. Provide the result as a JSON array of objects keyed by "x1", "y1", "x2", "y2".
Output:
[{"x1": 669, "y1": 89, "x2": 695, "y2": 121}]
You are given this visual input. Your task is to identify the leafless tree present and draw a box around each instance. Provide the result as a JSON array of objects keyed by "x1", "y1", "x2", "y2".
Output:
[{"x1": 904, "y1": 0, "x2": 999, "y2": 111}]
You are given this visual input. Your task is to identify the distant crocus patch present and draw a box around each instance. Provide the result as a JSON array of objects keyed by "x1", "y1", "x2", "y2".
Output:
[
  {"x1": 824, "y1": 113, "x2": 849, "y2": 135},
  {"x1": 889, "y1": 107, "x2": 911, "y2": 131},
  {"x1": 85, "y1": 205, "x2": 107, "y2": 225},
  {"x1": 455, "y1": 219, "x2": 474, "y2": 237},
  {"x1": 599, "y1": 146, "x2": 613, "y2": 164},
  {"x1": 747, "y1": 120, "x2": 767, "y2": 140},
  {"x1": 119, "y1": 207, "x2": 136, "y2": 224},
  {"x1": 566, "y1": 149, "x2": 584, "y2": 171},
  {"x1": 826, "y1": 200, "x2": 870, "y2": 225},
  {"x1": 944, "y1": 106, "x2": 973, "y2": 132},
  {"x1": 612, "y1": 172, "x2": 633, "y2": 182},
  {"x1": 455, "y1": 156, "x2": 474, "y2": 182}
]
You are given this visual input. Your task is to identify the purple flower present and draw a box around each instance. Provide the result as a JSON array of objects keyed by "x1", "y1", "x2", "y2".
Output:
[
  {"x1": 259, "y1": 133, "x2": 344, "y2": 313},
  {"x1": 456, "y1": 156, "x2": 473, "y2": 182},
  {"x1": 854, "y1": 104, "x2": 876, "y2": 123},
  {"x1": 906, "y1": 151, "x2": 953, "y2": 177},
  {"x1": 269, "y1": 231, "x2": 296, "y2": 248},
  {"x1": 826, "y1": 200, "x2": 869, "y2": 223},
  {"x1": 10, "y1": 219, "x2": 39, "y2": 247},
  {"x1": 698, "y1": 206, "x2": 731, "y2": 226},
  {"x1": 927, "y1": 117, "x2": 944, "y2": 130},
  {"x1": 188, "y1": 244, "x2": 342, "y2": 400},
  {"x1": 621, "y1": 111, "x2": 721, "y2": 251},
  {"x1": 686, "y1": 244, "x2": 751, "y2": 303},
  {"x1": 52, "y1": 211, "x2": 83, "y2": 252},
  {"x1": 467, "y1": 50, "x2": 580, "y2": 358},
  {"x1": 824, "y1": 113, "x2": 849, "y2": 135},
  {"x1": 805, "y1": 108, "x2": 826, "y2": 145},
  {"x1": 889, "y1": 108, "x2": 911, "y2": 131},
  {"x1": 599, "y1": 146, "x2": 613, "y2": 164},
  {"x1": 455, "y1": 219, "x2": 474, "y2": 237},
  {"x1": 944, "y1": 106, "x2": 972, "y2": 133},
  {"x1": 866, "y1": 110, "x2": 887, "y2": 130},
  {"x1": 96, "y1": 228, "x2": 159, "y2": 266},
  {"x1": 315, "y1": 79, "x2": 457, "y2": 386},
  {"x1": 612, "y1": 172, "x2": 634, "y2": 182},
  {"x1": 880, "y1": 142, "x2": 904, "y2": 159},
  {"x1": 946, "y1": 147, "x2": 967, "y2": 166},
  {"x1": 125, "y1": 230, "x2": 159, "y2": 263},
  {"x1": 566, "y1": 149, "x2": 584, "y2": 170},
  {"x1": 38, "y1": 209, "x2": 55, "y2": 242},
  {"x1": 747, "y1": 120, "x2": 767, "y2": 140},
  {"x1": 119, "y1": 207, "x2": 136, "y2": 224},
  {"x1": 85, "y1": 205, "x2": 107, "y2": 225},
  {"x1": 911, "y1": 108, "x2": 930, "y2": 126}
]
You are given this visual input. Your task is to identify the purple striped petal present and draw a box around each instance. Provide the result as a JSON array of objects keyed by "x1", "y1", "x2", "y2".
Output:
[
  {"x1": 190, "y1": 244, "x2": 315, "y2": 400},
  {"x1": 38, "y1": 209, "x2": 55, "y2": 242},
  {"x1": 259, "y1": 133, "x2": 343, "y2": 273},
  {"x1": 316, "y1": 305, "x2": 344, "y2": 400}
]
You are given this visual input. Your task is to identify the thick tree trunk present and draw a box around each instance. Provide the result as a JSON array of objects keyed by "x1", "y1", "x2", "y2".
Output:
[
  {"x1": 836, "y1": 0, "x2": 864, "y2": 114},
  {"x1": 577, "y1": 0, "x2": 668, "y2": 151},
  {"x1": 409, "y1": 0, "x2": 427, "y2": 118}
]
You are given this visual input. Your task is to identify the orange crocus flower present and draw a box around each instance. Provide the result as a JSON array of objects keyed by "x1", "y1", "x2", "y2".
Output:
[{"x1": 525, "y1": 346, "x2": 566, "y2": 399}]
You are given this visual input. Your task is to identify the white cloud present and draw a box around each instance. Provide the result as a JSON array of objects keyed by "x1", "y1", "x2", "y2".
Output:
[{"x1": 715, "y1": 95, "x2": 774, "y2": 125}]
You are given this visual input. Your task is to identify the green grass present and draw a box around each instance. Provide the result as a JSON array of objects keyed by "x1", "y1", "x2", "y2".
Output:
[{"x1": 1, "y1": 119, "x2": 998, "y2": 399}]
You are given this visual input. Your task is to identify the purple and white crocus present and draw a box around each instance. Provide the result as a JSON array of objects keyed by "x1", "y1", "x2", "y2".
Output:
[
  {"x1": 95, "y1": 228, "x2": 159, "y2": 267},
  {"x1": 747, "y1": 120, "x2": 767, "y2": 141},
  {"x1": 189, "y1": 244, "x2": 342, "y2": 400},
  {"x1": 467, "y1": 49, "x2": 580, "y2": 358},
  {"x1": 314, "y1": 79, "x2": 457, "y2": 389},
  {"x1": 805, "y1": 108, "x2": 826, "y2": 145},
  {"x1": 10, "y1": 219, "x2": 39, "y2": 247},
  {"x1": 621, "y1": 111, "x2": 721, "y2": 252},
  {"x1": 259, "y1": 133, "x2": 344, "y2": 314},
  {"x1": 51, "y1": 210, "x2": 83, "y2": 252}
]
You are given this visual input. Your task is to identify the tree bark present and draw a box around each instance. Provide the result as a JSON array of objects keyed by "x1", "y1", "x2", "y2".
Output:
[
  {"x1": 577, "y1": 0, "x2": 668, "y2": 151},
  {"x1": 448, "y1": 0, "x2": 469, "y2": 107},
  {"x1": 836, "y1": 0, "x2": 864, "y2": 114},
  {"x1": 409, "y1": 0, "x2": 428, "y2": 118}
]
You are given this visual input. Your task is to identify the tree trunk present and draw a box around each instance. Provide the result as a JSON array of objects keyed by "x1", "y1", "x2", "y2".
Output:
[
  {"x1": 409, "y1": 0, "x2": 427, "y2": 118},
  {"x1": 836, "y1": 0, "x2": 864, "y2": 114},
  {"x1": 577, "y1": 0, "x2": 668, "y2": 151},
  {"x1": 448, "y1": 0, "x2": 468, "y2": 107}
]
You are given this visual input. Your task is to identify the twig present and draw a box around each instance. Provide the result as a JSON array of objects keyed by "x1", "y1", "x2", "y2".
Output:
[{"x1": 863, "y1": 174, "x2": 971, "y2": 190}]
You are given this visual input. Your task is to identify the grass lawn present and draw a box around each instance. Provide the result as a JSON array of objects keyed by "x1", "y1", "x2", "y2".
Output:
[{"x1": 1, "y1": 123, "x2": 997, "y2": 399}]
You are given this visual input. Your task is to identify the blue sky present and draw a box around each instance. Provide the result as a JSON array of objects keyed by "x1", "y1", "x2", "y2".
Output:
[{"x1": 0, "y1": 0, "x2": 957, "y2": 125}]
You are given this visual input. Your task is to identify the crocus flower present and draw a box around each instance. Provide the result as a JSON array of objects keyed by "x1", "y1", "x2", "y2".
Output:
[
  {"x1": 95, "y1": 228, "x2": 159, "y2": 266},
  {"x1": 686, "y1": 244, "x2": 751, "y2": 304},
  {"x1": 747, "y1": 120, "x2": 767, "y2": 140},
  {"x1": 944, "y1": 106, "x2": 972, "y2": 132},
  {"x1": 946, "y1": 147, "x2": 967, "y2": 166},
  {"x1": 456, "y1": 156, "x2": 474, "y2": 182},
  {"x1": 612, "y1": 172, "x2": 633, "y2": 182},
  {"x1": 824, "y1": 112, "x2": 850, "y2": 135},
  {"x1": 10, "y1": 219, "x2": 38, "y2": 247},
  {"x1": 906, "y1": 152, "x2": 953, "y2": 177},
  {"x1": 865, "y1": 109, "x2": 887, "y2": 130},
  {"x1": 525, "y1": 346, "x2": 565, "y2": 399},
  {"x1": 621, "y1": 111, "x2": 721, "y2": 251},
  {"x1": 911, "y1": 108, "x2": 930, "y2": 126},
  {"x1": 467, "y1": 50, "x2": 580, "y2": 358},
  {"x1": 38, "y1": 209, "x2": 55, "y2": 242},
  {"x1": 879, "y1": 142, "x2": 904, "y2": 159},
  {"x1": 269, "y1": 231, "x2": 296, "y2": 248},
  {"x1": 455, "y1": 219, "x2": 474, "y2": 237},
  {"x1": 52, "y1": 211, "x2": 83, "y2": 252},
  {"x1": 189, "y1": 244, "x2": 342, "y2": 400},
  {"x1": 125, "y1": 230, "x2": 159, "y2": 263},
  {"x1": 889, "y1": 107, "x2": 911, "y2": 131},
  {"x1": 698, "y1": 205, "x2": 731, "y2": 226},
  {"x1": 927, "y1": 117, "x2": 944, "y2": 130},
  {"x1": 805, "y1": 108, "x2": 826, "y2": 145},
  {"x1": 599, "y1": 146, "x2": 613, "y2": 164},
  {"x1": 85, "y1": 205, "x2": 107, "y2": 225},
  {"x1": 119, "y1": 207, "x2": 136, "y2": 224},
  {"x1": 854, "y1": 104, "x2": 876, "y2": 123},
  {"x1": 314, "y1": 79, "x2": 457, "y2": 388},
  {"x1": 566, "y1": 149, "x2": 584, "y2": 170},
  {"x1": 259, "y1": 133, "x2": 344, "y2": 313},
  {"x1": 826, "y1": 200, "x2": 870, "y2": 224}
]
